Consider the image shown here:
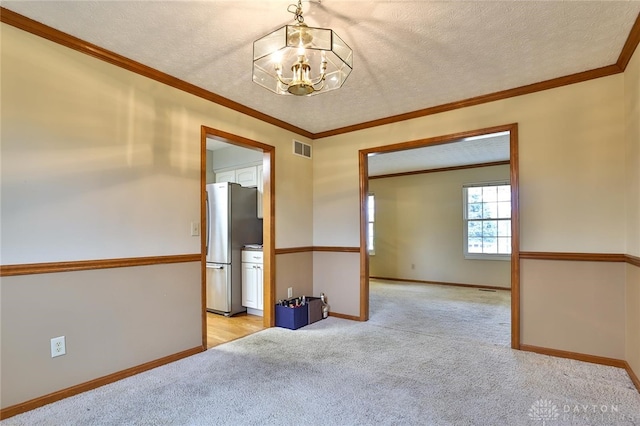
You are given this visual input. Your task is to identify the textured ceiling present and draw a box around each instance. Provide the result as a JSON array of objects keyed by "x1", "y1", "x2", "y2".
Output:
[{"x1": 3, "y1": 1, "x2": 640, "y2": 136}]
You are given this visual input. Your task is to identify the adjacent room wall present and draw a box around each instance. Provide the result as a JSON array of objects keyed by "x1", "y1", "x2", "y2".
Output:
[
  {"x1": 369, "y1": 164, "x2": 511, "y2": 288},
  {"x1": 0, "y1": 23, "x2": 313, "y2": 409},
  {"x1": 624, "y1": 42, "x2": 640, "y2": 379},
  {"x1": 209, "y1": 144, "x2": 263, "y2": 172},
  {"x1": 313, "y1": 70, "x2": 627, "y2": 357}
]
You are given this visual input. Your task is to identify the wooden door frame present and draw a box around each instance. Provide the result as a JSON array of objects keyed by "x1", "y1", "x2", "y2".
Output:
[
  {"x1": 200, "y1": 126, "x2": 276, "y2": 349},
  {"x1": 358, "y1": 123, "x2": 521, "y2": 349}
]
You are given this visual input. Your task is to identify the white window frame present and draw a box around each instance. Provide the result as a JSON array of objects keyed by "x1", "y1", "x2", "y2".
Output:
[
  {"x1": 367, "y1": 193, "x2": 375, "y2": 255},
  {"x1": 462, "y1": 181, "x2": 511, "y2": 261}
]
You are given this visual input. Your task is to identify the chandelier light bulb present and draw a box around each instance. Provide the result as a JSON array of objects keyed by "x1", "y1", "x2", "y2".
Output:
[{"x1": 272, "y1": 51, "x2": 283, "y2": 65}]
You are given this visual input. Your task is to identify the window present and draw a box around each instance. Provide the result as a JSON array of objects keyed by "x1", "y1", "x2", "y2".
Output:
[
  {"x1": 367, "y1": 193, "x2": 375, "y2": 255},
  {"x1": 463, "y1": 182, "x2": 511, "y2": 259}
]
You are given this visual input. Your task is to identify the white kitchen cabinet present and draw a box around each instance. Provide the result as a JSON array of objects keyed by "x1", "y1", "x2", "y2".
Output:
[
  {"x1": 242, "y1": 250, "x2": 263, "y2": 315},
  {"x1": 236, "y1": 166, "x2": 258, "y2": 187},
  {"x1": 215, "y1": 170, "x2": 236, "y2": 183},
  {"x1": 215, "y1": 164, "x2": 263, "y2": 217},
  {"x1": 256, "y1": 165, "x2": 263, "y2": 219}
]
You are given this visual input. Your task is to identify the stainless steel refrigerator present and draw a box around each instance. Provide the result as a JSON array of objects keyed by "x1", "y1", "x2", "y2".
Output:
[{"x1": 206, "y1": 182, "x2": 262, "y2": 316}]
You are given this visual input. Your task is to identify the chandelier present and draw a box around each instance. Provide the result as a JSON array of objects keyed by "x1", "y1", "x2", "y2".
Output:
[{"x1": 253, "y1": 0, "x2": 353, "y2": 96}]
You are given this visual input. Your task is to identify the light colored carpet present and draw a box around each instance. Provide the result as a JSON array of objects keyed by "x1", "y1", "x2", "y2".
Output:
[
  {"x1": 369, "y1": 280, "x2": 511, "y2": 347},
  {"x1": 3, "y1": 280, "x2": 639, "y2": 425}
]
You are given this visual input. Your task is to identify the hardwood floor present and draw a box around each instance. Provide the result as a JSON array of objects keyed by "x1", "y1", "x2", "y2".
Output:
[{"x1": 206, "y1": 312, "x2": 266, "y2": 349}]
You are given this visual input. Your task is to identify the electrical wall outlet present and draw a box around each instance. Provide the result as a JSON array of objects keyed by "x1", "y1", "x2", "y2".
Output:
[
  {"x1": 51, "y1": 336, "x2": 66, "y2": 358},
  {"x1": 190, "y1": 222, "x2": 200, "y2": 236},
  {"x1": 287, "y1": 287, "x2": 293, "y2": 298}
]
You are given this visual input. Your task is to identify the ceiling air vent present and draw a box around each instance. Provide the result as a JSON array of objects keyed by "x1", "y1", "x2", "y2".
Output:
[{"x1": 293, "y1": 140, "x2": 312, "y2": 159}]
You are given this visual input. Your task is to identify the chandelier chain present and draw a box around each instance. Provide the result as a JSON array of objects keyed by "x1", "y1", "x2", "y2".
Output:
[{"x1": 287, "y1": 0, "x2": 305, "y2": 24}]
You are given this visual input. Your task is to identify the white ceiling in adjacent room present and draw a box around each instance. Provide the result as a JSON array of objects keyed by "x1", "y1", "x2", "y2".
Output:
[{"x1": 368, "y1": 132, "x2": 510, "y2": 176}]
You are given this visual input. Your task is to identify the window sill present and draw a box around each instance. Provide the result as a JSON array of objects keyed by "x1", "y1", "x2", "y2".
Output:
[{"x1": 464, "y1": 254, "x2": 510, "y2": 261}]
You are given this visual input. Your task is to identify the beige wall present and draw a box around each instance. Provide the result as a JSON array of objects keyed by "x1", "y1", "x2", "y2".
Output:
[
  {"x1": 0, "y1": 23, "x2": 313, "y2": 408},
  {"x1": 313, "y1": 65, "x2": 627, "y2": 356},
  {"x1": 314, "y1": 76, "x2": 626, "y2": 252},
  {"x1": 0, "y1": 262, "x2": 201, "y2": 408},
  {"x1": 313, "y1": 252, "x2": 361, "y2": 317},
  {"x1": 1, "y1": 24, "x2": 313, "y2": 261},
  {"x1": 520, "y1": 259, "x2": 626, "y2": 359},
  {"x1": 624, "y1": 45, "x2": 640, "y2": 377},
  {"x1": 369, "y1": 165, "x2": 511, "y2": 288},
  {"x1": 275, "y1": 152, "x2": 314, "y2": 249},
  {"x1": 627, "y1": 265, "x2": 640, "y2": 375},
  {"x1": 626, "y1": 44, "x2": 640, "y2": 258},
  {"x1": 275, "y1": 252, "x2": 313, "y2": 301}
]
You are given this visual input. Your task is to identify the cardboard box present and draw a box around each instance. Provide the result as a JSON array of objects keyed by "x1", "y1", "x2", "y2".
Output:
[{"x1": 306, "y1": 297, "x2": 323, "y2": 324}]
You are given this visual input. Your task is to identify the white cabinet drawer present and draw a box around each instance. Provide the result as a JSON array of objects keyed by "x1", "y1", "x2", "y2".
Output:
[{"x1": 242, "y1": 251, "x2": 263, "y2": 263}]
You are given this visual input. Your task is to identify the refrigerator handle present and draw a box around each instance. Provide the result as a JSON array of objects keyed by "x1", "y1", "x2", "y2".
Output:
[{"x1": 205, "y1": 192, "x2": 210, "y2": 256}]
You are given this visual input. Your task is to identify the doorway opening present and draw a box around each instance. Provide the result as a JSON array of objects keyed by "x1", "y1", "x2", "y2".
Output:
[
  {"x1": 358, "y1": 124, "x2": 520, "y2": 349},
  {"x1": 200, "y1": 126, "x2": 275, "y2": 349}
]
